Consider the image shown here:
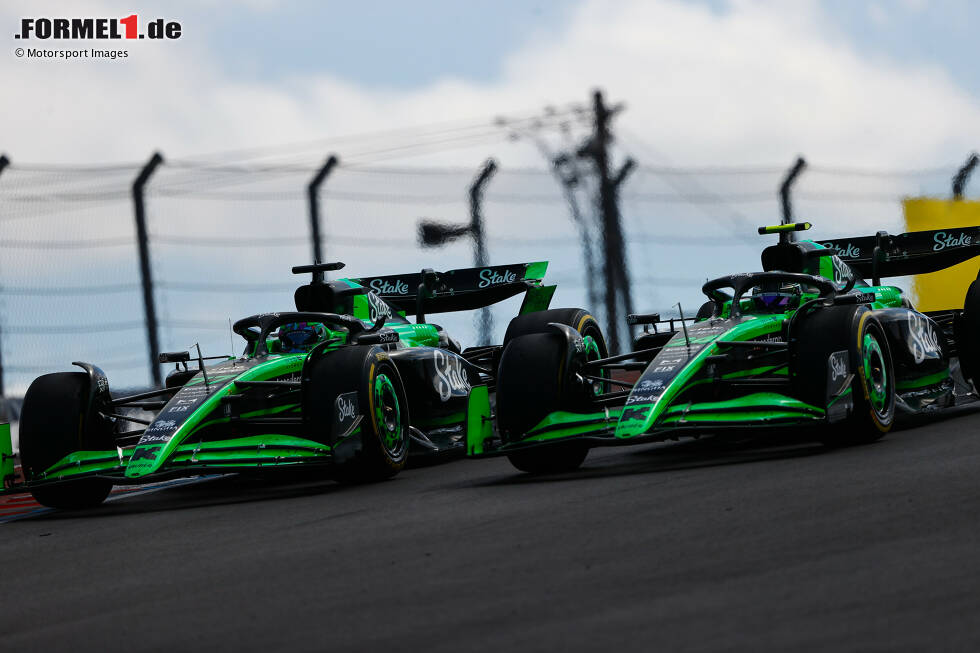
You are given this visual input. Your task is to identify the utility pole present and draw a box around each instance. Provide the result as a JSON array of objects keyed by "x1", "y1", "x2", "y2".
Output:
[
  {"x1": 133, "y1": 151, "x2": 164, "y2": 386},
  {"x1": 577, "y1": 90, "x2": 634, "y2": 354},
  {"x1": 0, "y1": 154, "x2": 9, "y2": 401},
  {"x1": 498, "y1": 113, "x2": 602, "y2": 316},
  {"x1": 780, "y1": 157, "x2": 807, "y2": 240},
  {"x1": 308, "y1": 155, "x2": 339, "y2": 264}
]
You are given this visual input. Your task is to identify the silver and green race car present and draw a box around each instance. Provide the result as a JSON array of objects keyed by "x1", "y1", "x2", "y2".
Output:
[
  {"x1": 0, "y1": 260, "x2": 604, "y2": 509},
  {"x1": 469, "y1": 222, "x2": 980, "y2": 474}
]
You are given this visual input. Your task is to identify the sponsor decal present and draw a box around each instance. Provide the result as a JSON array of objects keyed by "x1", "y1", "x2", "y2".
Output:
[
  {"x1": 823, "y1": 242, "x2": 861, "y2": 258},
  {"x1": 333, "y1": 392, "x2": 361, "y2": 439},
  {"x1": 138, "y1": 433, "x2": 171, "y2": 444},
  {"x1": 831, "y1": 255, "x2": 851, "y2": 285},
  {"x1": 336, "y1": 393, "x2": 357, "y2": 421},
  {"x1": 933, "y1": 231, "x2": 972, "y2": 251},
  {"x1": 433, "y1": 350, "x2": 470, "y2": 401},
  {"x1": 620, "y1": 406, "x2": 649, "y2": 422},
  {"x1": 375, "y1": 330, "x2": 399, "y2": 344},
  {"x1": 626, "y1": 393, "x2": 658, "y2": 405},
  {"x1": 636, "y1": 379, "x2": 664, "y2": 392},
  {"x1": 96, "y1": 375, "x2": 109, "y2": 393},
  {"x1": 146, "y1": 419, "x2": 177, "y2": 432},
  {"x1": 908, "y1": 313, "x2": 941, "y2": 364},
  {"x1": 829, "y1": 350, "x2": 848, "y2": 381},
  {"x1": 367, "y1": 292, "x2": 393, "y2": 322},
  {"x1": 130, "y1": 447, "x2": 159, "y2": 462},
  {"x1": 478, "y1": 268, "x2": 517, "y2": 288},
  {"x1": 370, "y1": 278, "x2": 411, "y2": 295}
]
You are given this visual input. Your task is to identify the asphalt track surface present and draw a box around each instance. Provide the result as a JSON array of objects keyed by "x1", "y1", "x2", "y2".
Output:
[{"x1": 4, "y1": 408, "x2": 980, "y2": 652}]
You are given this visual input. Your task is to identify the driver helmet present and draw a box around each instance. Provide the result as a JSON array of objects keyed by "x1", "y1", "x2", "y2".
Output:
[
  {"x1": 751, "y1": 282, "x2": 801, "y2": 313},
  {"x1": 277, "y1": 322, "x2": 328, "y2": 353}
]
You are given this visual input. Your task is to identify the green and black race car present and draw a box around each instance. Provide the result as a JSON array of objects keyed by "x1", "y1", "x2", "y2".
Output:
[
  {"x1": 0, "y1": 260, "x2": 606, "y2": 509},
  {"x1": 469, "y1": 222, "x2": 980, "y2": 474}
]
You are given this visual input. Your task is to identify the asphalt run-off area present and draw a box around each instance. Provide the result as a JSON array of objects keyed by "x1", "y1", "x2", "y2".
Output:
[{"x1": 3, "y1": 408, "x2": 980, "y2": 652}]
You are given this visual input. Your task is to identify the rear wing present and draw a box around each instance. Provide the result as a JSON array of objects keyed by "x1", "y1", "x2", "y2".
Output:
[
  {"x1": 349, "y1": 261, "x2": 552, "y2": 316},
  {"x1": 819, "y1": 227, "x2": 980, "y2": 283}
]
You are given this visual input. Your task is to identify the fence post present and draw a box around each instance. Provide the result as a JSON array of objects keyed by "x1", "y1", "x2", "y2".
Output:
[
  {"x1": 0, "y1": 154, "x2": 9, "y2": 402},
  {"x1": 308, "y1": 155, "x2": 339, "y2": 264},
  {"x1": 469, "y1": 159, "x2": 497, "y2": 345},
  {"x1": 133, "y1": 152, "x2": 164, "y2": 386},
  {"x1": 953, "y1": 153, "x2": 979, "y2": 199}
]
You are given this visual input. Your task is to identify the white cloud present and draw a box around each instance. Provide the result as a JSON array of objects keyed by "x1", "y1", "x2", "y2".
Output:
[{"x1": 1, "y1": 0, "x2": 978, "y2": 167}]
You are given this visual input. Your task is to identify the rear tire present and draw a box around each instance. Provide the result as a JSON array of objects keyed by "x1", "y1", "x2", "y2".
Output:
[
  {"x1": 957, "y1": 280, "x2": 980, "y2": 389},
  {"x1": 307, "y1": 347, "x2": 410, "y2": 483},
  {"x1": 19, "y1": 372, "x2": 113, "y2": 509}
]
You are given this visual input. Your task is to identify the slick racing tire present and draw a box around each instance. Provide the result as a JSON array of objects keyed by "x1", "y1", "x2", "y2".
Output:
[
  {"x1": 503, "y1": 308, "x2": 608, "y2": 358},
  {"x1": 792, "y1": 305, "x2": 896, "y2": 446},
  {"x1": 956, "y1": 280, "x2": 980, "y2": 389},
  {"x1": 497, "y1": 333, "x2": 590, "y2": 474},
  {"x1": 19, "y1": 372, "x2": 113, "y2": 509},
  {"x1": 503, "y1": 307, "x2": 609, "y2": 393},
  {"x1": 307, "y1": 346, "x2": 410, "y2": 483}
]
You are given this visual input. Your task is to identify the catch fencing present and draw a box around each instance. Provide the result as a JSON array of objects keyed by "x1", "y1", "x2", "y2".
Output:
[{"x1": 0, "y1": 153, "x2": 968, "y2": 396}]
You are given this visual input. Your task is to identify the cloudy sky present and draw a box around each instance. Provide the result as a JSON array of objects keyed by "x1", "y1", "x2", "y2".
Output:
[
  {"x1": 2, "y1": 0, "x2": 980, "y2": 390},
  {"x1": 2, "y1": 0, "x2": 979, "y2": 169}
]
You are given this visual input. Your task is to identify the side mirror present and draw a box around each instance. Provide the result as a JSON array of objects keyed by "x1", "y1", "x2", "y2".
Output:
[{"x1": 159, "y1": 351, "x2": 191, "y2": 364}]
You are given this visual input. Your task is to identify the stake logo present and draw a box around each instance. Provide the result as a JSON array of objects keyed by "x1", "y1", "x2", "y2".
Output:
[
  {"x1": 478, "y1": 268, "x2": 517, "y2": 288},
  {"x1": 908, "y1": 313, "x2": 941, "y2": 364},
  {"x1": 333, "y1": 392, "x2": 361, "y2": 439},
  {"x1": 433, "y1": 350, "x2": 470, "y2": 401},
  {"x1": 933, "y1": 231, "x2": 972, "y2": 251},
  {"x1": 823, "y1": 242, "x2": 861, "y2": 258},
  {"x1": 15, "y1": 16, "x2": 182, "y2": 40},
  {"x1": 369, "y1": 278, "x2": 410, "y2": 295},
  {"x1": 829, "y1": 350, "x2": 848, "y2": 381}
]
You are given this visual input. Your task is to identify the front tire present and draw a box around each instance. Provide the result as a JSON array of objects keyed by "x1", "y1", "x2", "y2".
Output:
[
  {"x1": 306, "y1": 347, "x2": 410, "y2": 483},
  {"x1": 792, "y1": 306, "x2": 895, "y2": 446},
  {"x1": 19, "y1": 372, "x2": 113, "y2": 509}
]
